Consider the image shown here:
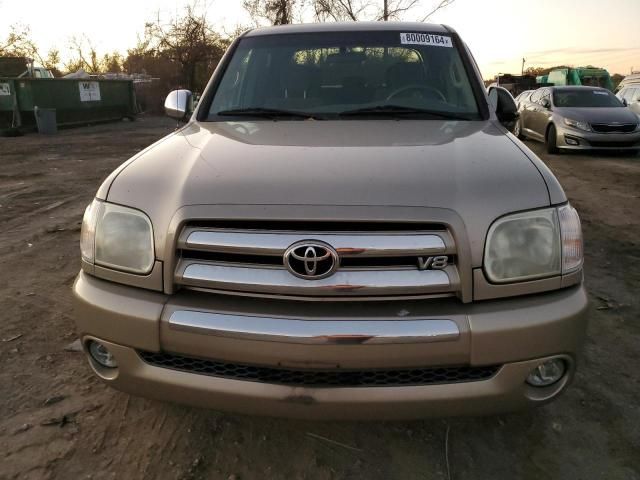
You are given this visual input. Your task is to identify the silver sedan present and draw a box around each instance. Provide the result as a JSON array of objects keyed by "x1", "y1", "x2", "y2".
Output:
[{"x1": 515, "y1": 86, "x2": 640, "y2": 153}]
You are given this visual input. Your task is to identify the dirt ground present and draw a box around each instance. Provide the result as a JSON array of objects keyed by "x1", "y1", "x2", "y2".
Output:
[{"x1": 1, "y1": 117, "x2": 639, "y2": 480}]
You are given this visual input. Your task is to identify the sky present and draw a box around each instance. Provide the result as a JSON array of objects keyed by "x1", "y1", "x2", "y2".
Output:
[{"x1": 1, "y1": 0, "x2": 639, "y2": 78}]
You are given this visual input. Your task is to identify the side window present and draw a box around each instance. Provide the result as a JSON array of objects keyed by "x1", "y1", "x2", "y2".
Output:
[
  {"x1": 531, "y1": 88, "x2": 549, "y2": 105},
  {"x1": 530, "y1": 89, "x2": 543, "y2": 104},
  {"x1": 620, "y1": 88, "x2": 630, "y2": 101},
  {"x1": 619, "y1": 87, "x2": 632, "y2": 102}
]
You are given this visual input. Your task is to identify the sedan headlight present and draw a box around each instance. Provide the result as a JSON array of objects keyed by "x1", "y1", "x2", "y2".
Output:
[
  {"x1": 80, "y1": 199, "x2": 155, "y2": 274},
  {"x1": 484, "y1": 205, "x2": 582, "y2": 283},
  {"x1": 563, "y1": 118, "x2": 591, "y2": 132}
]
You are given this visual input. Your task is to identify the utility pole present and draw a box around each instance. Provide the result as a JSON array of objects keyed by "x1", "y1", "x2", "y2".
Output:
[
  {"x1": 383, "y1": 0, "x2": 389, "y2": 21},
  {"x1": 521, "y1": 58, "x2": 526, "y2": 76}
]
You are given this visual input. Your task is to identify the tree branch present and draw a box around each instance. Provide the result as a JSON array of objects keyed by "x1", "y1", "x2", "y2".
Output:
[{"x1": 419, "y1": 0, "x2": 455, "y2": 22}]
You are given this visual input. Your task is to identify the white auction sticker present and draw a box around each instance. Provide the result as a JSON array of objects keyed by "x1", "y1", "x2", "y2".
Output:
[
  {"x1": 0, "y1": 83, "x2": 10, "y2": 96},
  {"x1": 79, "y1": 81, "x2": 101, "y2": 102},
  {"x1": 400, "y1": 32, "x2": 452, "y2": 48}
]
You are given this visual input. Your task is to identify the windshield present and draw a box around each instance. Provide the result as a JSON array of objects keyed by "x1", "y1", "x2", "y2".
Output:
[
  {"x1": 207, "y1": 31, "x2": 481, "y2": 120},
  {"x1": 553, "y1": 89, "x2": 623, "y2": 108}
]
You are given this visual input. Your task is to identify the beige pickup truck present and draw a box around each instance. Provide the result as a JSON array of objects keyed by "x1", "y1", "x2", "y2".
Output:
[{"x1": 73, "y1": 22, "x2": 587, "y2": 420}]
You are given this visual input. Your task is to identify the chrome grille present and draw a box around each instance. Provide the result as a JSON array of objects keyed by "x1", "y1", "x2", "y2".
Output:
[
  {"x1": 590, "y1": 123, "x2": 637, "y2": 133},
  {"x1": 138, "y1": 350, "x2": 499, "y2": 387},
  {"x1": 174, "y1": 223, "x2": 459, "y2": 298}
]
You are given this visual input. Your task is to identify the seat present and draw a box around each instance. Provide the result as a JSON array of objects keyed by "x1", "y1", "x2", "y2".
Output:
[
  {"x1": 385, "y1": 62, "x2": 428, "y2": 92},
  {"x1": 282, "y1": 64, "x2": 317, "y2": 100}
]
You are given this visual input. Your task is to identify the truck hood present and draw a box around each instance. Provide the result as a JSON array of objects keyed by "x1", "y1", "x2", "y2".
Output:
[
  {"x1": 554, "y1": 106, "x2": 639, "y2": 124},
  {"x1": 106, "y1": 120, "x2": 554, "y2": 265}
]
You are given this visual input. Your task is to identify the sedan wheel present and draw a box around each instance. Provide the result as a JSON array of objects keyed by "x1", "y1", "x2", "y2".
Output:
[
  {"x1": 513, "y1": 119, "x2": 524, "y2": 139},
  {"x1": 546, "y1": 124, "x2": 559, "y2": 154}
]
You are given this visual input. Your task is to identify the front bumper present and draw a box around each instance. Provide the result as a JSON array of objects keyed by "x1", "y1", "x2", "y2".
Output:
[
  {"x1": 73, "y1": 272, "x2": 589, "y2": 419},
  {"x1": 555, "y1": 125, "x2": 640, "y2": 150}
]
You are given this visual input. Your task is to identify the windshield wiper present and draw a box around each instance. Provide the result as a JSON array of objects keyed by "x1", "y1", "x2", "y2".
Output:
[
  {"x1": 339, "y1": 105, "x2": 473, "y2": 120},
  {"x1": 216, "y1": 107, "x2": 325, "y2": 120}
]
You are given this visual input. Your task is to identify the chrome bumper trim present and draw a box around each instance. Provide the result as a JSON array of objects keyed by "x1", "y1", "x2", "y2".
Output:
[
  {"x1": 168, "y1": 310, "x2": 460, "y2": 345},
  {"x1": 177, "y1": 261, "x2": 455, "y2": 296},
  {"x1": 180, "y1": 229, "x2": 450, "y2": 257}
]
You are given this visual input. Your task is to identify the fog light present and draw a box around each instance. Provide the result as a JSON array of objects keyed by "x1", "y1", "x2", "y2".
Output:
[
  {"x1": 565, "y1": 136, "x2": 579, "y2": 146},
  {"x1": 88, "y1": 340, "x2": 118, "y2": 368},
  {"x1": 526, "y1": 358, "x2": 565, "y2": 387}
]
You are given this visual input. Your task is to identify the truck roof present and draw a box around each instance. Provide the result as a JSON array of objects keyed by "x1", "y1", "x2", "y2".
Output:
[{"x1": 244, "y1": 21, "x2": 449, "y2": 37}]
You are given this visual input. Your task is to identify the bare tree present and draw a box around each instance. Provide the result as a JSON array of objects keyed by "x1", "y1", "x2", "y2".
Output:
[
  {"x1": 42, "y1": 49, "x2": 61, "y2": 73},
  {"x1": 243, "y1": 0, "x2": 298, "y2": 25},
  {"x1": 311, "y1": 0, "x2": 455, "y2": 22},
  {"x1": 65, "y1": 35, "x2": 103, "y2": 73},
  {"x1": 241, "y1": 0, "x2": 456, "y2": 25},
  {"x1": 1, "y1": 24, "x2": 39, "y2": 60},
  {"x1": 384, "y1": 0, "x2": 428, "y2": 20},
  {"x1": 0, "y1": 24, "x2": 36, "y2": 57},
  {"x1": 313, "y1": 0, "x2": 368, "y2": 21},
  {"x1": 102, "y1": 52, "x2": 123, "y2": 73},
  {"x1": 418, "y1": 0, "x2": 455, "y2": 21},
  {"x1": 0, "y1": 24, "x2": 62, "y2": 74},
  {"x1": 142, "y1": 5, "x2": 226, "y2": 89}
]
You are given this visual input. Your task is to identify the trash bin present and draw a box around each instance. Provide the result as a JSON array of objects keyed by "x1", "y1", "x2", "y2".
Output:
[{"x1": 34, "y1": 106, "x2": 57, "y2": 134}]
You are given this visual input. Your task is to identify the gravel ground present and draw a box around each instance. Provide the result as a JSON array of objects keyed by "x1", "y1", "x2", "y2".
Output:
[{"x1": 1, "y1": 117, "x2": 639, "y2": 480}]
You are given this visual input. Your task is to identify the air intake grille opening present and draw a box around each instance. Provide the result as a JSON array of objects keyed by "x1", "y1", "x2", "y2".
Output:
[
  {"x1": 590, "y1": 123, "x2": 637, "y2": 133},
  {"x1": 588, "y1": 140, "x2": 639, "y2": 148},
  {"x1": 138, "y1": 351, "x2": 500, "y2": 388}
]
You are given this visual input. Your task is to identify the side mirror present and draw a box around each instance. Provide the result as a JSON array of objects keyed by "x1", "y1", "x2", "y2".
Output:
[
  {"x1": 621, "y1": 98, "x2": 628, "y2": 107},
  {"x1": 164, "y1": 89, "x2": 193, "y2": 120},
  {"x1": 488, "y1": 86, "x2": 519, "y2": 133},
  {"x1": 541, "y1": 98, "x2": 551, "y2": 109}
]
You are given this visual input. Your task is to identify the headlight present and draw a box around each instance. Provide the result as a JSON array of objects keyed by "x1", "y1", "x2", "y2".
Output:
[
  {"x1": 80, "y1": 199, "x2": 155, "y2": 274},
  {"x1": 484, "y1": 204, "x2": 582, "y2": 283},
  {"x1": 563, "y1": 118, "x2": 591, "y2": 132}
]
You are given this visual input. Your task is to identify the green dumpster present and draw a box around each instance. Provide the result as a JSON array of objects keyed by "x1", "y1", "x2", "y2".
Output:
[
  {"x1": 0, "y1": 78, "x2": 137, "y2": 131},
  {"x1": 546, "y1": 67, "x2": 614, "y2": 91},
  {"x1": 536, "y1": 75, "x2": 549, "y2": 85}
]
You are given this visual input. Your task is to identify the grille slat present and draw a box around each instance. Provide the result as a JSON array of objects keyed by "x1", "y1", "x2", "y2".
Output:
[
  {"x1": 183, "y1": 220, "x2": 447, "y2": 232},
  {"x1": 138, "y1": 350, "x2": 499, "y2": 388},
  {"x1": 179, "y1": 229, "x2": 452, "y2": 257},
  {"x1": 177, "y1": 261, "x2": 455, "y2": 296}
]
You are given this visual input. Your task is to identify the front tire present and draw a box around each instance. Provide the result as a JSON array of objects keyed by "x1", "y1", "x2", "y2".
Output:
[
  {"x1": 513, "y1": 118, "x2": 524, "y2": 139},
  {"x1": 546, "y1": 124, "x2": 559, "y2": 154}
]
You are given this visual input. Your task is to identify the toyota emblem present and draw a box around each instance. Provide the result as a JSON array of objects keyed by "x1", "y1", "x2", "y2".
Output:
[{"x1": 284, "y1": 241, "x2": 339, "y2": 280}]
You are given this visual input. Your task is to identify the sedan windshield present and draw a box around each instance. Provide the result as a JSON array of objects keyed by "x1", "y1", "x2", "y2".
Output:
[
  {"x1": 553, "y1": 89, "x2": 623, "y2": 108},
  {"x1": 207, "y1": 31, "x2": 480, "y2": 120}
]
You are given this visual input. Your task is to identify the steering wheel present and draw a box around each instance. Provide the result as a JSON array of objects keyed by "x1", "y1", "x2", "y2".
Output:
[{"x1": 386, "y1": 84, "x2": 446, "y2": 103}]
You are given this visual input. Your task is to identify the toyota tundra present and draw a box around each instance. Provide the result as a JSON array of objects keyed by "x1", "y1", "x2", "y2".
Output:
[{"x1": 73, "y1": 22, "x2": 588, "y2": 419}]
